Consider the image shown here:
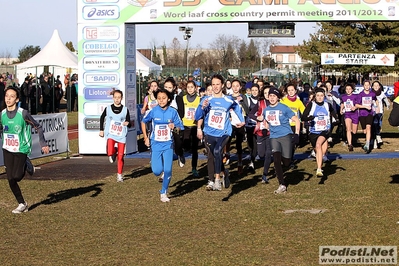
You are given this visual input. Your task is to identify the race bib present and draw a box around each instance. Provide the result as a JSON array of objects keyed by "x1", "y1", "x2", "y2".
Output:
[
  {"x1": 109, "y1": 120, "x2": 124, "y2": 137},
  {"x1": 362, "y1": 96, "x2": 372, "y2": 107},
  {"x1": 315, "y1": 115, "x2": 328, "y2": 131},
  {"x1": 208, "y1": 110, "x2": 226, "y2": 129},
  {"x1": 185, "y1": 107, "x2": 196, "y2": 121},
  {"x1": 344, "y1": 99, "x2": 354, "y2": 112},
  {"x1": 260, "y1": 120, "x2": 266, "y2": 130},
  {"x1": 154, "y1": 124, "x2": 171, "y2": 142},
  {"x1": 3, "y1": 134, "x2": 20, "y2": 152},
  {"x1": 265, "y1": 110, "x2": 281, "y2": 126}
]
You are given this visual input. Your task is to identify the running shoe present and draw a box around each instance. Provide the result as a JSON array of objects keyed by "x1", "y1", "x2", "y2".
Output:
[
  {"x1": 192, "y1": 169, "x2": 199, "y2": 177},
  {"x1": 373, "y1": 140, "x2": 378, "y2": 149},
  {"x1": 310, "y1": 150, "x2": 316, "y2": 158},
  {"x1": 376, "y1": 135, "x2": 383, "y2": 144},
  {"x1": 316, "y1": 169, "x2": 323, "y2": 177},
  {"x1": 261, "y1": 175, "x2": 269, "y2": 184},
  {"x1": 178, "y1": 155, "x2": 185, "y2": 167},
  {"x1": 348, "y1": 144, "x2": 354, "y2": 152},
  {"x1": 363, "y1": 144, "x2": 369, "y2": 153},
  {"x1": 224, "y1": 154, "x2": 230, "y2": 165},
  {"x1": 160, "y1": 193, "x2": 170, "y2": 203},
  {"x1": 26, "y1": 158, "x2": 35, "y2": 176},
  {"x1": 322, "y1": 155, "x2": 329, "y2": 163},
  {"x1": 117, "y1": 173, "x2": 124, "y2": 182},
  {"x1": 327, "y1": 137, "x2": 333, "y2": 143},
  {"x1": 158, "y1": 173, "x2": 164, "y2": 183},
  {"x1": 206, "y1": 181, "x2": 214, "y2": 191},
  {"x1": 274, "y1": 185, "x2": 287, "y2": 194},
  {"x1": 222, "y1": 169, "x2": 230, "y2": 188},
  {"x1": 12, "y1": 202, "x2": 28, "y2": 214},
  {"x1": 248, "y1": 161, "x2": 254, "y2": 170},
  {"x1": 109, "y1": 153, "x2": 117, "y2": 164},
  {"x1": 213, "y1": 179, "x2": 222, "y2": 191}
]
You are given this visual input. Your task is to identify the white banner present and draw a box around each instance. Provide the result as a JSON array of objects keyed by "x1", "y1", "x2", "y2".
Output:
[
  {"x1": 0, "y1": 112, "x2": 69, "y2": 166},
  {"x1": 321, "y1": 53, "x2": 395, "y2": 66},
  {"x1": 78, "y1": 1, "x2": 399, "y2": 23}
]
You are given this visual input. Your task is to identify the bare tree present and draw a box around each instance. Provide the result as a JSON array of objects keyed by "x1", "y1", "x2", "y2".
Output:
[
  {"x1": 254, "y1": 38, "x2": 280, "y2": 70},
  {"x1": 0, "y1": 49, "x2": 14, "y2": 65},
  {"x1": 168, "y1": 37, "x2": 183, "y2": 67}
]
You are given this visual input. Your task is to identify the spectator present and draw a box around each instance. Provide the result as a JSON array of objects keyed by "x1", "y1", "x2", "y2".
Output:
[
  {"x1": 40, "y1": 75, "x2": 53, "y2": 114},
  {"x1": 0, "y1": 76, "x2": 5, "y2": 109},
  {"x1": 20, "y1": 77, "x2": 30, "y2": 110}
]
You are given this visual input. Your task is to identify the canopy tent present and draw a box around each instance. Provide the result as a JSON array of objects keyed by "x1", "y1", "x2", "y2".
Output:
[
  {"x1": 16, "y1": 29, "x2": 78, "y2": 84},
  {"x1": 252, "y1": 68, "x2": 283, "y2": 77},
  {"x1": 136, "y1": 51, "x2": 162, "y2": 76},
  {"x1": 18, "y1": 29, "x2": 78, "y2": 69}
]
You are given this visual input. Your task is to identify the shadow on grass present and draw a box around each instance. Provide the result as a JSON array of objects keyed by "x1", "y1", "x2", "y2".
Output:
[
  {"x1": 222, "y1": 175, "x2": 260, "y2": 201},
  {"x1": 29, "y1": 183, "x2": 105, "y2": 211},
  {"x1": 288, "y1": 157, "x2": 346, "y2": 185},
  {"x1": 390, "y1": 175, "x2": 399, "y2": 184},
  {"x1": 169, "y1": 163, "x2": 208, "y2": 198},
  {"x1": 320, "y1": 160, "x2": 346, "y2": 184},
  {"x1": 125, "y1": 165, "x2": 153, "y2": 179}
]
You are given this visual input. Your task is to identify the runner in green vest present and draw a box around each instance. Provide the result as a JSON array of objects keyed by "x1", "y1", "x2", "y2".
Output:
[{"x1": 1, "y1": 86, "x2": 49, "y2": 213}]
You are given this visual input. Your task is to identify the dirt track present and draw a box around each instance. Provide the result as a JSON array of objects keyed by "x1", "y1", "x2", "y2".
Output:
[{"x1": 27, "y1": 155, "x2": 149, "y2": 181}]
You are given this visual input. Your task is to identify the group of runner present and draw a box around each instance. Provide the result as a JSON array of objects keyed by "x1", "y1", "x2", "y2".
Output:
[
  {"x1": 1, "y1": 75, "x2": 390, "y2": 212},
  {"x1": 102, "y1": 75, "x2": 390, "y2": 203}
]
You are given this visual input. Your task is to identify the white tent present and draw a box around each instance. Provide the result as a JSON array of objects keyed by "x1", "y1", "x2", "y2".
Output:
[
  {"x1": 252, "y1": 68, "x2": 283, "y2": 77},
  {"x1": 18, "y1": 29, "x2": 77, "y2": 69},
  {"x1": 136, "y1": 51, "x2": 162, "y2": 76},
  {"x1": 17, "y1": 29, "x2": 78, "y2": 83}
]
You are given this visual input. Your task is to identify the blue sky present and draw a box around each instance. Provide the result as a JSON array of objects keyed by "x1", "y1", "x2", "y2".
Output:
[{"x1": 1, "y1": 0, "x2": 316, "y2": 58}]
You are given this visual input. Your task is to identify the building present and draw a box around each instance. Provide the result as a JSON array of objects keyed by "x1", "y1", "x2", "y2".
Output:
[{"x1": 269, "y1": 45, "x2": 311, "y2": 75}]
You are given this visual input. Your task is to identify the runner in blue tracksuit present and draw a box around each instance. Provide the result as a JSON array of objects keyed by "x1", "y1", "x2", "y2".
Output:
[
  {"x1": 141, "y1": 88, "x2": 184, "y2": 203},
  {"x1": 195, "y1": 74, "x2": 245, "y2": 191}
]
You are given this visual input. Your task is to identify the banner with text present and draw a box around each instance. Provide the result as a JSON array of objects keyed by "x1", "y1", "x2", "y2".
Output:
[
  {"x1": 0, "y1": 112, "x2": 68, "y2": 166},
  {"x1": 321, "y1": 53, "x2": 395, "y2": 66},
  {"x1": 78, "y1": 0, "x2": 399, "y2": 24}
]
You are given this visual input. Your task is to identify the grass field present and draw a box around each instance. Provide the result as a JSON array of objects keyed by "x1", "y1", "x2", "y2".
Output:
[{"x1": 0, "y1": 112, "x2": 398, "y2": 265}]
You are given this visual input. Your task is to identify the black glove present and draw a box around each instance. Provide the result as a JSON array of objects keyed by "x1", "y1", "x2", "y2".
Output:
[
  {"x1": 307, "y1": 115, "x2": 315, "y2": 121},
  {"x1": 292, "y1": 133, "x2": 300, "y2": 145}
]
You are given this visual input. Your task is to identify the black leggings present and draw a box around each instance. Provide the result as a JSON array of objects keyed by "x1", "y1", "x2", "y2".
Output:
[
  {"x1": 3, "y1": 149, "x2": 27, "y2": 203},
  {"x1": 245, "y1": 126, "x2": 257, "y2": 162},
  {"x1": 183, "y1": 126, "x2": 199, "y2": 169},
  {"x1": 273, "y1": 151, "x2": 291, "y2": 186},
  {"x1": 173, "y1": 131, "x2": 184, "y2": 157}
]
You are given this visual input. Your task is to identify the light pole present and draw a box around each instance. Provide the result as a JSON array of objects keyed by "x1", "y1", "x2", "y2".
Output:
[{"x1": 179, "y1": 26, "x2": 193, "y2": 80}]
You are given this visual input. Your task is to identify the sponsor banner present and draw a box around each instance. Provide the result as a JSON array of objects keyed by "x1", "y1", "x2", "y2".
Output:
[
  {"x1": 126, "y1": 71, "x2": 135, "y2": 86},
  {"x1": 0, "y1": 113, "x2": 68, "y2": 166},
  {"x1": 83, "y1": 56, "x2": 120, "y2": 71},
  {"x1": 84, "y1": 72, "x2": 120, "y2": 86},
  {"x1": 83, "y1": 117, "x2": 101, "y2": 131},
  {"x1": 82, "y1": 5, "x2": 120, "y2": 20},
  {"x1": 321, "y1": 53, "x2": 395, "y2": 66},
  {"x1": 83, "y1": 41, "x2": 120, "y2": 55},
  {"x1": 77, "y1": 0, "x2": 399, "y2": 23},
  {"x1": 84, "y1": 87, "x2": 115, "y2": 100},
  {"x1": 83, "y1": 102, "x2": 110, "y2": 116},
  {"x1": 319, "y1": 246, "x2": 397, "y2": 264},
  {"x1": 83, "y1": 26, "x2": 119, "y2": 40}
]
